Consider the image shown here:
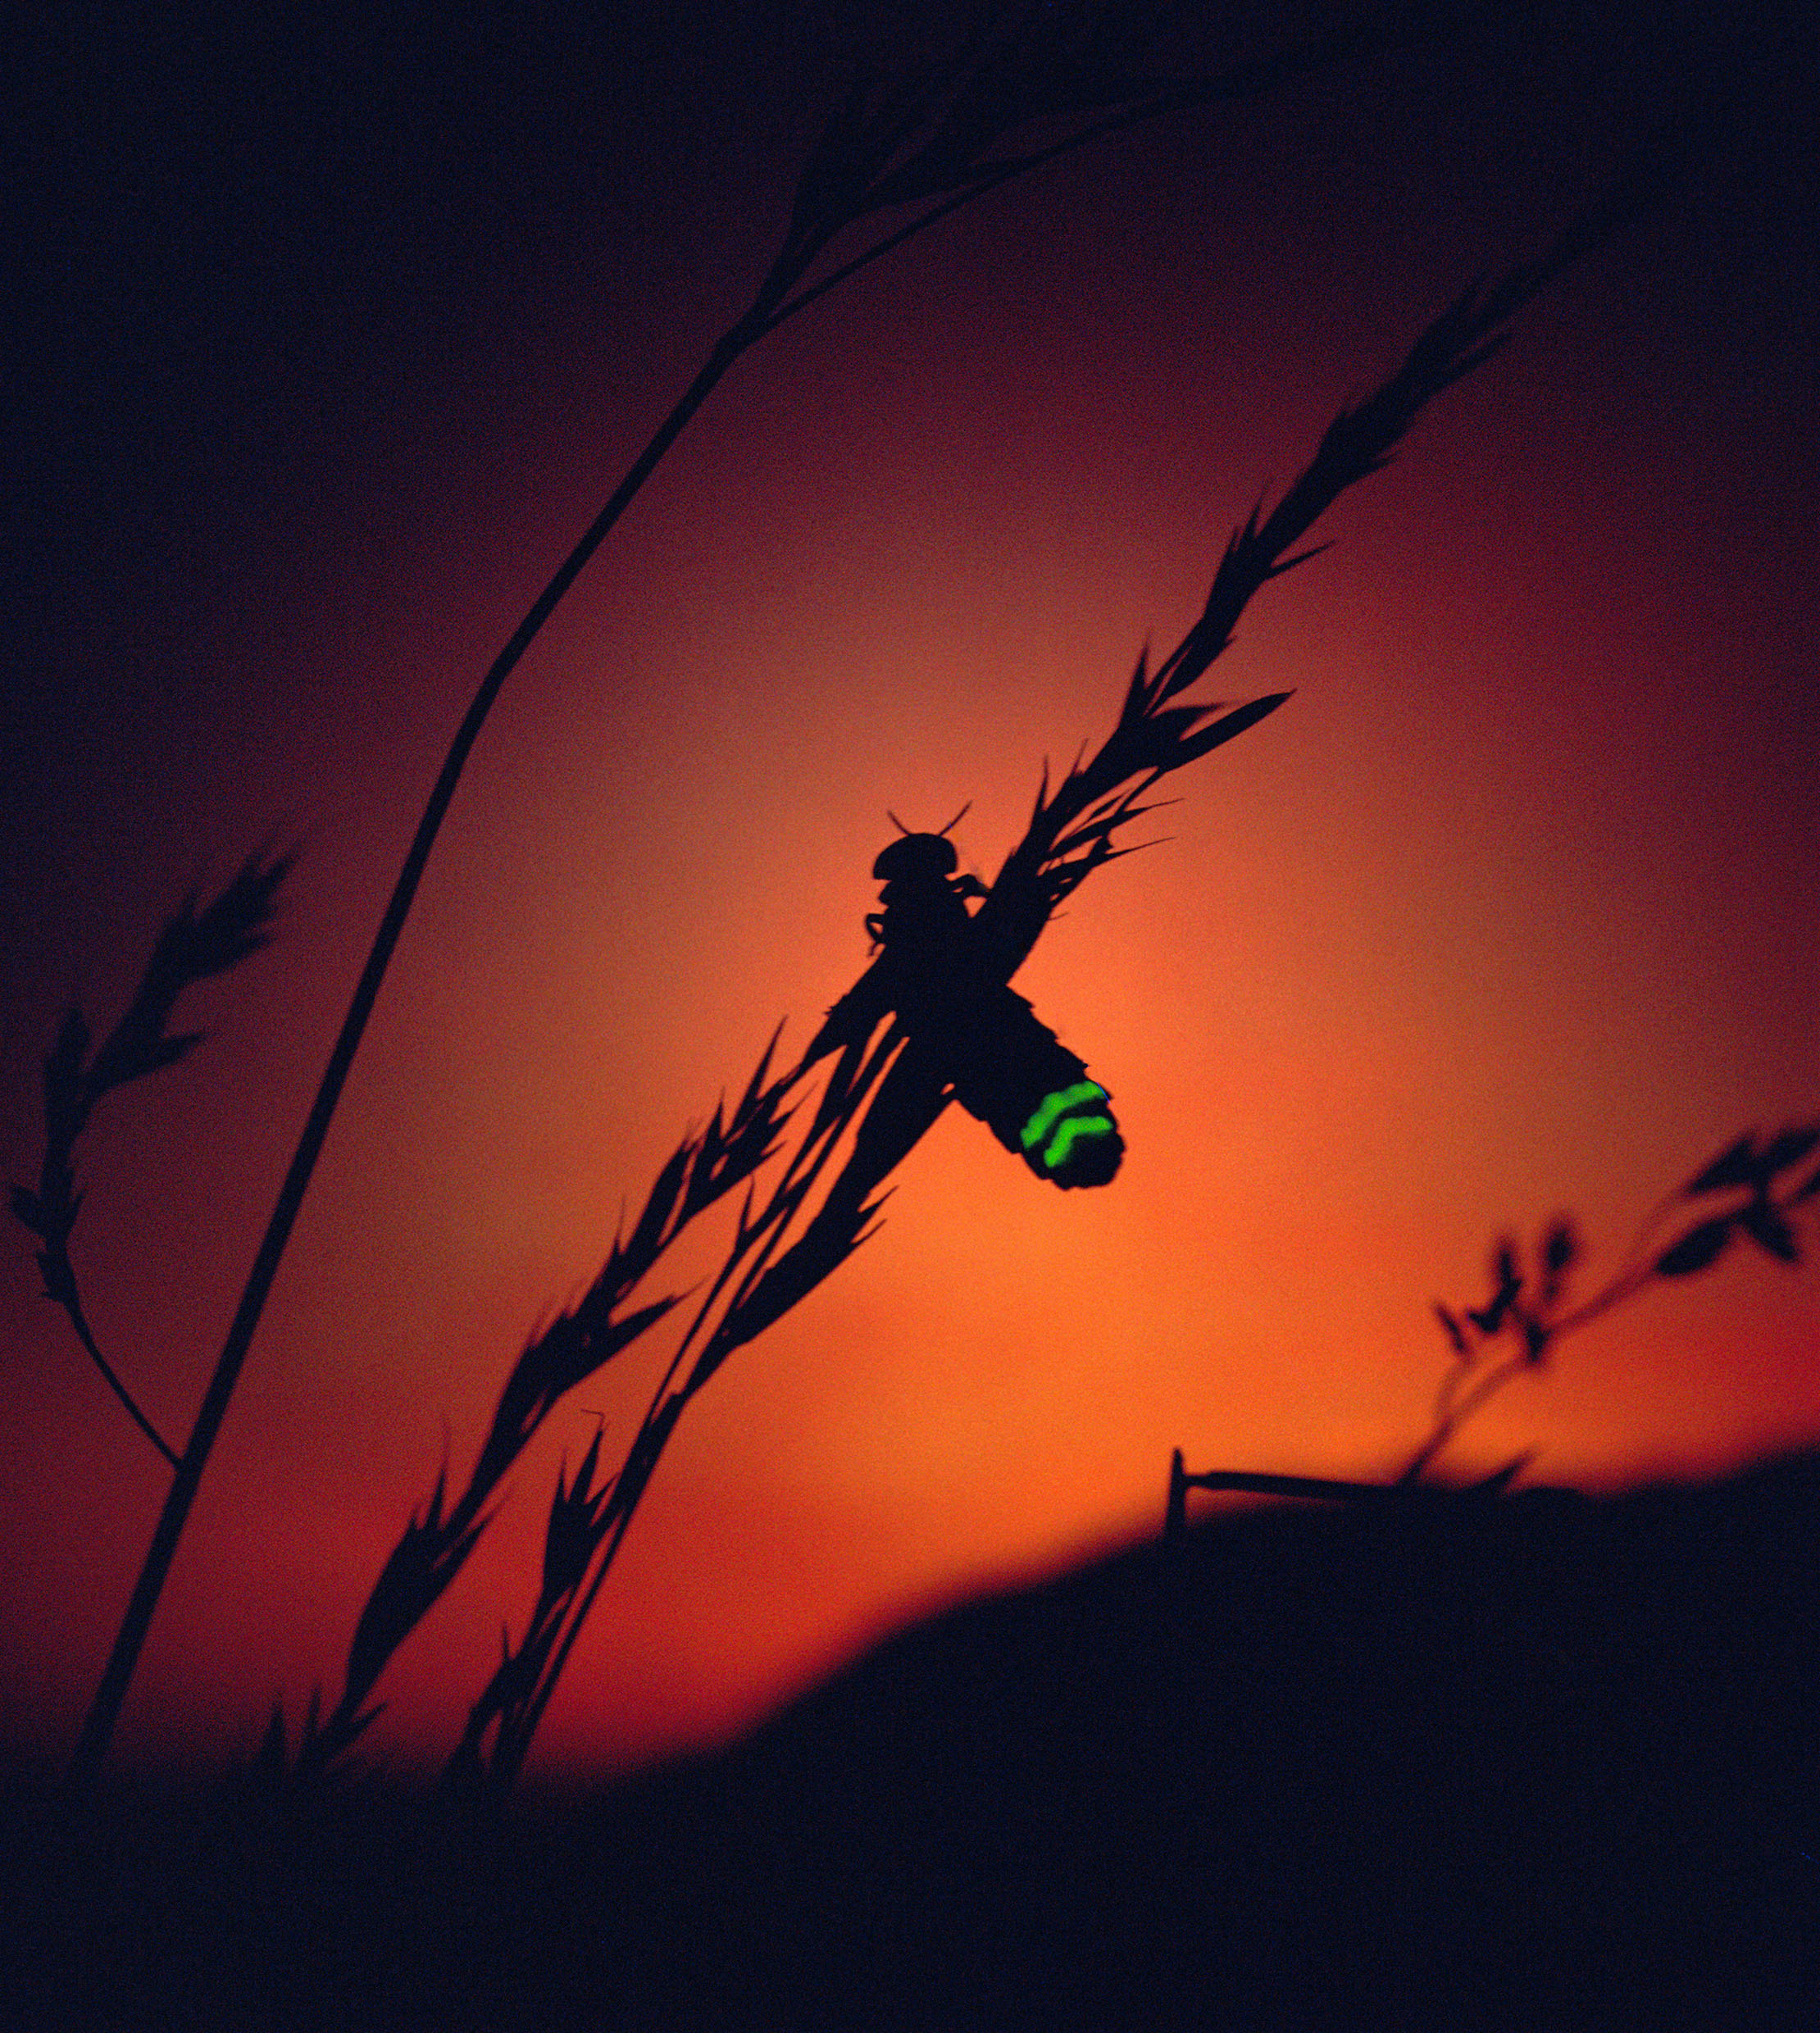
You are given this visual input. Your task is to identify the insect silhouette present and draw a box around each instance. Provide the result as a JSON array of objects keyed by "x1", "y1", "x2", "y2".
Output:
[{"x1": 808, "y1": 809, "x2": 1124, "y2": 1188}]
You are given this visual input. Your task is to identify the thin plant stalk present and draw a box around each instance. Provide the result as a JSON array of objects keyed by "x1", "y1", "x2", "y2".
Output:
[{"x1": 52, "y1": 1258, "x2": 178, "y2": 1469}]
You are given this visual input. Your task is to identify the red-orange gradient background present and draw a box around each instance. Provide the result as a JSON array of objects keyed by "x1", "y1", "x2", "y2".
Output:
[{"x1": 2, "y1": 3, "x2": 1814, "y2": 1782}]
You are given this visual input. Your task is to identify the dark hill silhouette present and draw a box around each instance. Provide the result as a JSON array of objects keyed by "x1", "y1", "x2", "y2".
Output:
[{"x1": 10, "y1": 1453, "x2": 1817, "y2": 2030}]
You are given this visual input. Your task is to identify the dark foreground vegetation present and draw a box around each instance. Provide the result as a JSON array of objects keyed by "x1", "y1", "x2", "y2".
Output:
[{"x1": 9, "y1": 1451, "x2": 1817, "y2": 2031}]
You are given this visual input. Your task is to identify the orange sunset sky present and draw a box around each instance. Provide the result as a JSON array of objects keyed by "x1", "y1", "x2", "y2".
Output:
[{"x1": 3, "y1": 1, "x2": 1815, "y2": 1784}]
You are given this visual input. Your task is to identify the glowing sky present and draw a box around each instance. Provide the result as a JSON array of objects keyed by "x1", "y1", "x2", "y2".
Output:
[{"x1": 3, "y1": 2, "x2": 1815, "y2": 1782}]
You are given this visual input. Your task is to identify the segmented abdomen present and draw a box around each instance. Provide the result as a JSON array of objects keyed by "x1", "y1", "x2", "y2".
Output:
[{"x1": 918, "y1": 980, "x2": 1124, "y2": 1189}]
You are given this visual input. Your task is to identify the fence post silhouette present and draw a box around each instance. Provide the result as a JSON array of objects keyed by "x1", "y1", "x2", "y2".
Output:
[{"x1": 1166, "y1": 1453, "x2": 1400, "y2": 1538}]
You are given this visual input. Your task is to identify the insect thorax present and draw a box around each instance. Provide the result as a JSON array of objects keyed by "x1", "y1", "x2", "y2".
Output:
[{"x1": 864, "y1": 834, "x2": 1123, "y2": 1189}]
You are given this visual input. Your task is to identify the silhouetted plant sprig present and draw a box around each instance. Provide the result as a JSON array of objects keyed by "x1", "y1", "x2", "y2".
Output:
[
  {"x1": 1170, "y1": 1123, "x2": 1818, "y2": 1531},
  {"x1": 280, "y1": 1030, "x2": 807, "y2": 1781},
  {"x1": 983, "y1": 284, "x2": 1670, "y2": 976},
  {"x1": 9, "y1": 852, "x2": 293, "y2": 1470},
  {"x1": 761, "y1": 1, "x2": 1412, "y2": 339},
  {"x1": 975, "y1": 76, "x2": 1729, "y2": 976},
  {"x1": 1401, "y1": 1121, "x2": 1820, "y2": 1485},
  {"x1": 444, "y1": 1018, "x2": 908, "y2": 1798}
]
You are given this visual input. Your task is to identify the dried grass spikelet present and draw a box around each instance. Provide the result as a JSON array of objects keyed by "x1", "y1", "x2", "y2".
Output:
[{"x1": 11, "y1": 851, "x2": 295, "y2": 1467}]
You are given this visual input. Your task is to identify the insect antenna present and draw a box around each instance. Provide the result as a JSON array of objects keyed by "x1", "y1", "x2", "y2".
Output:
[{"x1": 885, "y1": 802, "x2": 971, "y2": 837}]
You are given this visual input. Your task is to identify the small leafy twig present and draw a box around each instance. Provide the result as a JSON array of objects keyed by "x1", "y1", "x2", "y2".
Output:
[
  {"x1": 1402, "y1": 1122, "x2": 1819, "y2": 1484},
  {"x1": 1168, "y1": 1124, "x2": 1818, "y2": 1532},
  {"x1": 10, "y1": 853, "x2": 293, "y2": 1471}
]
